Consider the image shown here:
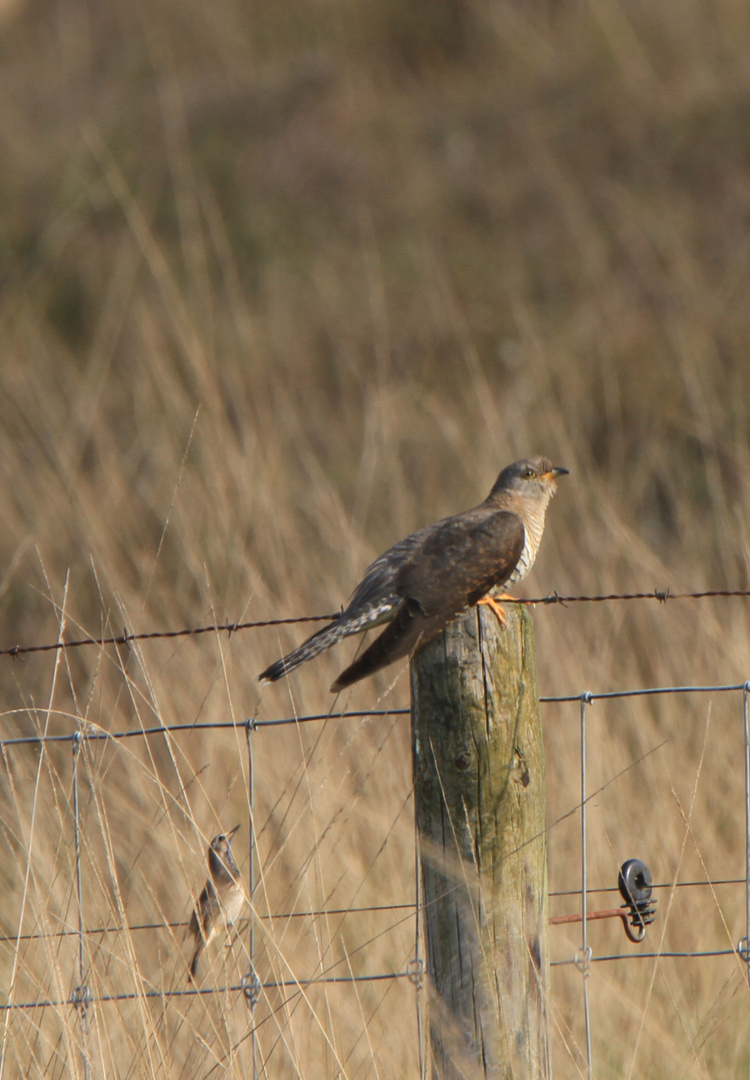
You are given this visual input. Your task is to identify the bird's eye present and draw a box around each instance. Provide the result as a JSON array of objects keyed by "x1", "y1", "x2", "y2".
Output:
[{"x1": 522, "y1": 468, "x2": 536, "y2": 479}]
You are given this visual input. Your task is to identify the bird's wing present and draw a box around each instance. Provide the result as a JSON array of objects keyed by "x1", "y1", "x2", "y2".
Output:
[
  {"x1": 342, "y1": 527, "x2": 432, "y2": 616},
  {"x1": 344, "y1": 507, "x2": 523, "y2": 612},
  {"x1": 394, "y1": 508, "x2": 525, "y2": 616},
  {"x1": 331, "y1": 509, "x2": 525, "y2": 692}
]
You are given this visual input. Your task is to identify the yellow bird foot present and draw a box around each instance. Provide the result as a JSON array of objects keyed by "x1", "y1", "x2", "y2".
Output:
[{"x1": 477, "y1": 594, "x2": 511, "y2": 625}]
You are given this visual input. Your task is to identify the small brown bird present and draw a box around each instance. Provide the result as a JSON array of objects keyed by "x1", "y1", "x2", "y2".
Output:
[
  {"x1": 187, "y1": 825, "x2": 243, "y2": 983},
  {"x1": 259, "y1": 455, "x2": 568, "y2": 692}
]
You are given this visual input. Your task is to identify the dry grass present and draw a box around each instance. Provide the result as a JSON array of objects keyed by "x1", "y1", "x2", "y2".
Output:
[{"x1": 1, "y1": 0, "x2": 750, "y2": 1075}]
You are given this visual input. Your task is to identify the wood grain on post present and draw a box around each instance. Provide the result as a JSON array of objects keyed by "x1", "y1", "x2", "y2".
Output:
[{"x1": 411, "y1": 603, "x2": 550, "y2": 1080}]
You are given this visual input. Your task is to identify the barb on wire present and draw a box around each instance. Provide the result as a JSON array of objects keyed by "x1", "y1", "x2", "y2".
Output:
[{"x1": 3, "y1": 588, "x2": 750, "y2": 660}]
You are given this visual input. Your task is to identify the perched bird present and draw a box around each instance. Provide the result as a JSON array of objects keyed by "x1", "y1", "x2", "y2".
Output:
[
  {"x1": 187, "y1": 825, "x2": 243, "y2": 983},
  {"x1": 259, "y1": 455, "x2": 568, "y2": 693}
]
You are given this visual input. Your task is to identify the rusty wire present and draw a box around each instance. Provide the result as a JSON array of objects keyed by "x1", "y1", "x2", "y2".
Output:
[
  {"x1": 2, "y1": 587, "x2": 750, "y2": 661},
  {"x1": 0, "y1": 613, "x2": 336, "y2": 660}
]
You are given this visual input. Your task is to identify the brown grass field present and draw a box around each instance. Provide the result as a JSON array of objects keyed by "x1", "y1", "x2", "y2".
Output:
[{"x1": 1, "y1": 0, "x2": 750, "y2": 1075}]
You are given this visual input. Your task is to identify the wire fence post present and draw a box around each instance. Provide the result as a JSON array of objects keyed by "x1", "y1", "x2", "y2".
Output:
[
  {"x1": 575, "y1": 693, "x2": 594, "y2": 1080},
  {"x1": 71, "y1": 731, "x2": 91, "y2": 1080}
]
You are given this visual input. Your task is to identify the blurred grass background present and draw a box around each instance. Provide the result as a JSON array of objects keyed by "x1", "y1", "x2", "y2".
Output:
[{"x1": 1, "y1": 0, "x2": 750, "y2": 1075}]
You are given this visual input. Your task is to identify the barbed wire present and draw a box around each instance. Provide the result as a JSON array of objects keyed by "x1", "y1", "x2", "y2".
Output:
[
  {"x1": 0, "y1": 613, "x2": 336, "y2": 660},
  {"x1": 2, "y1": 587, "x2": 750, "y2": 660}
]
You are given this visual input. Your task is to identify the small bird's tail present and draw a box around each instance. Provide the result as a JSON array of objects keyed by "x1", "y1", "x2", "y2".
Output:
[
  {"x1": 259, "y1": 618, "x2": 348, "y2": 683},
  {"x1": 188, "y1": 941, "x2": 203, "y2": 983}
]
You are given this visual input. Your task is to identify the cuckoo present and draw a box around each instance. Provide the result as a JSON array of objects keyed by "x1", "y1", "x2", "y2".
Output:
[
  {"x1": 187, "y1": 825, "x2": 243, "y2": 982},
  {"x1": 259, "y1": 455, "x2": 567, "y2": 692}
]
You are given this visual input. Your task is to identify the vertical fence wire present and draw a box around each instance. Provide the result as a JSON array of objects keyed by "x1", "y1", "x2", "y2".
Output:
[
  {"x1": 72, "y1": 732, "x2": 90, "y2": 1080},
  {"x1": 577, "y1": 694, "x2": 593, "y2": 1080},
  {"x1": 742, "y1": 683, "x2": 750, "y2": 988},
  {"x1": 246, "y1": 718, "x2": 260, "y2": 1080},
  {"x1": 413, "y1": 806, "x2": 425, "y2": 1080}
]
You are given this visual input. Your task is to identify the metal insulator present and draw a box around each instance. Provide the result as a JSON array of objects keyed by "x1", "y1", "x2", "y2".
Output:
[{"x1": 618, "y1": 858, "x2": 657, "y2": 942}]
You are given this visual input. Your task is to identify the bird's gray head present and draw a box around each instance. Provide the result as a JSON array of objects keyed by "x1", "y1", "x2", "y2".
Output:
[
  {"x1": 489, "y1": 456, "x2": 569, "y2": 503},
  {"x1": 208, "y1": 824, "x2": 240, "y2": 879}
]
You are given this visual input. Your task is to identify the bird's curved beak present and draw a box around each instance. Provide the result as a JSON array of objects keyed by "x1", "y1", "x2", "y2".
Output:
[
  {"x1": 227, "y1": 824, "x2": 241, "y2": 841},
  {"x1": 543, "y1": 466, "x2": 569, "y2": 480}
]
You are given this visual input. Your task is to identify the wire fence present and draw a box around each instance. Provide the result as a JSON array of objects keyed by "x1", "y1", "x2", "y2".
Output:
[{"x1": 1, "y1": 597, "x2": 750, "y2": 1078}]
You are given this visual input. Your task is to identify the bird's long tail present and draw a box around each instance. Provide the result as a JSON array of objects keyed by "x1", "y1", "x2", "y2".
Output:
[
  {"x1": 259, "y1": 618, "x2": 350, "y2": 683},
  {"x1": 331, "y1": 602, "x2": 428, "y2": 692}
]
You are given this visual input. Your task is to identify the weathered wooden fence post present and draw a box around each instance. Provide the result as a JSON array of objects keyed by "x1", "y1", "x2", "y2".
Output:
[{"x1": 411, "y1": 603, "x2": 550, "y2": 1080}]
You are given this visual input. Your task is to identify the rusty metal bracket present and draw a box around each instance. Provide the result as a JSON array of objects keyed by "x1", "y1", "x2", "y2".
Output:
[{"x1": 550, "y1": 858, "x2": 656, "y2": 944}]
